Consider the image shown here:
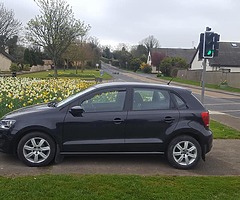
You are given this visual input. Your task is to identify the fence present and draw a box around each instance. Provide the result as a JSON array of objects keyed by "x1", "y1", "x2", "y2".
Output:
[{"x1": 177, "y1": 69, "x2": 240, "y2": 89}]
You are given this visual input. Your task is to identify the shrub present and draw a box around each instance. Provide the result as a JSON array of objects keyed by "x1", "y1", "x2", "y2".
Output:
[
  {"x1": 112, "y1": 60, "x2": 120, "y2": 67},
  {"x1": 10, "y1": 63, "x2": 21, "y2": 72},
  {"x1": 23, "y1": 64, "x2": 31, "y2": 71},
  {"x1": 140, "y1": 62, "x2": 152, "y2": 73}
]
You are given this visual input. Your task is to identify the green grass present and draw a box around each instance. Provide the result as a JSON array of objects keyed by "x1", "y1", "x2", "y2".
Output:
[
  {"x1": 159, "y1": 76, "x2": 240, "y2": 93},
  {"x1": 0, "y1": 175, "x2": 239, "y2": 200},
  {"x1": 211, "y1": 120, "x2": 240, "y2": 139},
  {"x1": 18, "y1": 69, "x2": 112, "y2": 80}
]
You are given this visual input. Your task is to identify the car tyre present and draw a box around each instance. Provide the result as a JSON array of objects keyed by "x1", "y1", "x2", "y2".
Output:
[
  {"x1": 167, "y1": 135, "x2": 201, "y2": 169},
  {"x1": 17, "y1": 132, "x2": 56, "y2": 167}
]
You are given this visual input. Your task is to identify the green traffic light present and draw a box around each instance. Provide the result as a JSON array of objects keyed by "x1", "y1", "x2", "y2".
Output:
[{"x1": 207, "y1": 50, "x2": 212, "y2": 55}]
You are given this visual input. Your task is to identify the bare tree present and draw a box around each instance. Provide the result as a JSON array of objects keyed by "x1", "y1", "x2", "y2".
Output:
[
  {"x1": 26, "y1": 0, "x2": 91, "y2": 77},
  {"x1": 63, "y1": 40, "x2": 94, "y2": 73},
  {"x1": 140, "y1": 35, "x2": 160, "y2": 52},
  {"x1": 0, "y1": 3, "x2": 22, "y2": 51},
  {"x1": 88, "y1": 36, "x2": 100, "y2": 49}
]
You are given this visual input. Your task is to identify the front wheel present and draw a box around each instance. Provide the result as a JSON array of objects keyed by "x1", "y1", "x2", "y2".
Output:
[
  {"x1": 17, "y1": 132, "x2": 56, "y2": 167},
  {"x1": 167, "y1": 135, "x2": 201, "y2": 169}
]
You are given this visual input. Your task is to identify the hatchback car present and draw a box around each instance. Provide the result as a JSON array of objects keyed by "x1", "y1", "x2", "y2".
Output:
[{"x1": 0, "y1": 82, "x2": 212, "y2": 169}]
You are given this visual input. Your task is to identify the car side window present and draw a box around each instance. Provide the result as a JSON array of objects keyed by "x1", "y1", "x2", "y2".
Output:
[
  {"x1": 81, "y1": 90, "x2": 126, "y2": 112},
  {"x1": 132, "y1": 88, "x2": 170, "y2": 110},
  {"x1": 172, "y1": 93, "x2": 187, "y2": 109}
]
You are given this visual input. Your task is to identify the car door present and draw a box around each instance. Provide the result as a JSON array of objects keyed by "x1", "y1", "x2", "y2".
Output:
[
  {"x1": 62, "y1": 88, "x2": 127, "y2": 152},
  {"x1": 125, "y1": 87, "x2": 179, "y2": 152}
]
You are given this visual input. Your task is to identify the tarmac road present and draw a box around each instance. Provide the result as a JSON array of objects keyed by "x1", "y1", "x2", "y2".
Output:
[{"x1": 0, "y1": 139, "x2": 240, "y2": 176}]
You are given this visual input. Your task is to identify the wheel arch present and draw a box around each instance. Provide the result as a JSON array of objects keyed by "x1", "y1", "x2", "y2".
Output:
[
  {"x1": 12, "y1": 126, "x2": 58, "y2": 155},
  {"x1": 165, "y1": 129, "x2": 205, "y2": 158}
]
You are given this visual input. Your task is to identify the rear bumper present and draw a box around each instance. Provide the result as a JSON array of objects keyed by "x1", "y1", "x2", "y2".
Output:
[{"x1": 202, "y1": 131, "x2": 213, "y2": 160}]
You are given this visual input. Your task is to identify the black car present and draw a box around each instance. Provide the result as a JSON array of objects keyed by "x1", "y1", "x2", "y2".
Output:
[{"x1": 0, "y1": 82, "x2": 212, "y2": 169}]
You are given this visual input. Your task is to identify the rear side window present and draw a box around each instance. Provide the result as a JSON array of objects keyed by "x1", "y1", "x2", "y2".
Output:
[
  {"x1": 172, "y1": 93, "x2": 187, "y2": 109},
  {"x1": 132, "y1": 88, "x2": 171, "y2": 110}
]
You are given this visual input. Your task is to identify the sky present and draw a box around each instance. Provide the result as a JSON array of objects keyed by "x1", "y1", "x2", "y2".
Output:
[{"x1": 1, "y1": 0, "x2": 240, "y2": 49}]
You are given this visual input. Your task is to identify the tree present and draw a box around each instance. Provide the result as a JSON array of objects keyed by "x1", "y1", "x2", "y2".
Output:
[
  {"x1": 113, "y1": 49, "x2": 132, "y2": 69},
  {"x1": 151, "y1": 52, "x2": 166, "y2": 72},
  {"x1": 26, "y1": 0, "x2": 91, "y2": 77},
  {"x1": 129, "y1": 58, "x2": 142, "y2": 72},
  {"x1": 0, "y1": 3, "x2": 22, "y2": 51},
  {"x1": 140, "y1": 35, "x2": 160, "y2": 52},
  {"x1": 87, "y1": 36, "x2": 101, "y2": 67},
  {"x1": 13, "y1": 45, "x2": 26, "y2": 64},
  {"x1": 160, "y1": 57, "x2": 188, "y2": 77},
  {"x1": 102, "y1": 47, "x2": 112, "y2": 59},
  {"x1": 116, "y1": 43, "x2": 130, "y2": 52},
  {"x1": 63, "y1": 41, "x2": 94, "y2": 73},
  {"x1": 131, "y1": 45, "x2": 148, "y2": 58},
  {"x1": 24, "y1": 47, "x2": 44, "y2": 66}
]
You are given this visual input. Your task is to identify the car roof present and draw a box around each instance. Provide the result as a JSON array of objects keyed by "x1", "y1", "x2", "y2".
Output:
[{"x1": 94, "y1": 82, "x2": 191, "y2": 92}]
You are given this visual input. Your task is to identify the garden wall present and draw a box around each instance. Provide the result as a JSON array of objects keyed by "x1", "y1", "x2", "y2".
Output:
[{"x1": 30, "y1": 65, "x2": 51, "y2": 72}]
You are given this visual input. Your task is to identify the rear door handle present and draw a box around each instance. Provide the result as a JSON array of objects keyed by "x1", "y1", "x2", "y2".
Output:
[
  {"x1": 113, "y1": 118, "x2": 124, "y2": 124},
  {"x1": 164, "y1": 116, "x2": 175, "y2": 123}
]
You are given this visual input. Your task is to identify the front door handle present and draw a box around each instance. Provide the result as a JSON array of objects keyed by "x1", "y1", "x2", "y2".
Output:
[
  {"x1": 113, "y1": 118, "x2": 123, "y2": 124},
  {"x1": 164, "y1": 116, "x2": 175, "y2": 123}
]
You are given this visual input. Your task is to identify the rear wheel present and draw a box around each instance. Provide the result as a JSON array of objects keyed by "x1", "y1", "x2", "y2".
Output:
[
  {"x1": 17, "y1": 132, "x2": 56, "y2": 167},
  {"x1": 167, "y1": 135, "x2": 201, "y2": 169}
]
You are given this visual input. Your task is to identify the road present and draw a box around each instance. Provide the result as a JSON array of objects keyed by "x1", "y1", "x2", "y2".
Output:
[
  {"x1": 0, "y1": 64, "x2": 239, "y2": 177},
  {"x1": 102, "y1": 63, "x2": 240, "y2": 129}
]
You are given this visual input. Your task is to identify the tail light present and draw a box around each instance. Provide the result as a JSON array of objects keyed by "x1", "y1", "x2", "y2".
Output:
[{"x1": 201, "y1": 111, "x2": 210, "y2": 128}]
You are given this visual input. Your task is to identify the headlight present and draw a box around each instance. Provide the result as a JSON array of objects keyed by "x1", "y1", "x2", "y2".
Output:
[{"x1": 0, "y1": 120, "x2": 16, "y2": 129}]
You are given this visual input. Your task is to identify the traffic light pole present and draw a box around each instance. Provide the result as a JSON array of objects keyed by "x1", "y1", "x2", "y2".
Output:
[
  {"x1": 199, "y1": 27, "x2": 220, "y2": 104},
  {"x1": 201, "y1": 58, "x2": 207, "y2": 104}
]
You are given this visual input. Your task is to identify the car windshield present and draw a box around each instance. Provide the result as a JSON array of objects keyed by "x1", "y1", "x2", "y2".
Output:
[{"x1": 56, "y1": 86, "x2": 96, "y2": 107}]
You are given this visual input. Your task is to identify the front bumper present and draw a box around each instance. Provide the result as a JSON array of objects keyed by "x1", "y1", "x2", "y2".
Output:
[{"x1": 0, "y1": 128, "x2": 16, "y2": 154}]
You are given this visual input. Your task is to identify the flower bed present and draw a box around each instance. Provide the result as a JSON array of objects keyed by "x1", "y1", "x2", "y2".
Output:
[{"x1": 0, "y1": 77, "x2": 94, "y2": 117}]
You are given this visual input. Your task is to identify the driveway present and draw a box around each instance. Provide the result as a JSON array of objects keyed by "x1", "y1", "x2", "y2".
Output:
[{"x1": 0, "y1": 139, "x2": 239, "y2": 176}]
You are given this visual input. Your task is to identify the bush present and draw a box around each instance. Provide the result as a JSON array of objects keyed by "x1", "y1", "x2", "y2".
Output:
[
  {"x1": 140, "y1": 62, "x2": 152, "y2": 73},
  {"x1": 129, "y1": 58, "x2": 141, "y2": 72},
  {"x1": 10, "y1": 63, "x2": 21, "y2": 72},
  {"x1": 171, "y1": 68, "x2": 178, "y2": 77},
  {"x1": 23, "y1": 64, "x2": 31, "y2": 71},
  {"x1": 112, "y1": 60, "x2": 120, "y2": 67},
  {"x1": 100, "y1": 57, "x2": 111, "y2": 64}
]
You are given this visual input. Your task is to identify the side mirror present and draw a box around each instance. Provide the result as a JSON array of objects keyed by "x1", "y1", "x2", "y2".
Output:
[{"x1": 69, "y1": 106, "x2": 84, "y2": 117}]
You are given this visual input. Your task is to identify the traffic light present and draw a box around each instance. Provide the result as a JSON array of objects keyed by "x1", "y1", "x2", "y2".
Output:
[
  {"x1": 203, "y1": 31, "x2": 214, "y2": 58},
  {"x1": 213, "y1": 33, "x2": 220, "y2": 57}
]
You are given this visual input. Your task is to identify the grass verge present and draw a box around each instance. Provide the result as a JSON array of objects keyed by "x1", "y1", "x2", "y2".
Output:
[
  {"x1": 211, "y1": 120, "x2": 240, "y2": 139},
  {"x1": 159, "y1": 76, "x2": 240, "y2": 93},
  {"x1": 0, "y1": 175, "x2": 239, "y2": 200},
  {"x1": 18, "y1": 69, "x2": 112, "y2": 80}
]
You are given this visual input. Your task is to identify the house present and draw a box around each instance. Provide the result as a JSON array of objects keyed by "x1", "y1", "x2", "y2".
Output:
[
  {"x1": 147, "y1": 48, "x2": 196, "y2": 72},
  {"x1": 0, "y1": 51, "x2": 15, "y2": 71},
  {"x1": 190, "y1": 42, "x2": 240, "y2": 72}
]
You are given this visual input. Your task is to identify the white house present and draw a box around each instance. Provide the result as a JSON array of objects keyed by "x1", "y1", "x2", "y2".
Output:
[{"x1": 0, "y1": 51, "x2": 15, "y2": 71}]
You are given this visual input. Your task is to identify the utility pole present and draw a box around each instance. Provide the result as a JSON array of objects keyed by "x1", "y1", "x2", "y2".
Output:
[{"x1": 201, "y1": 58, "x2": 207, "y2": 104}]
